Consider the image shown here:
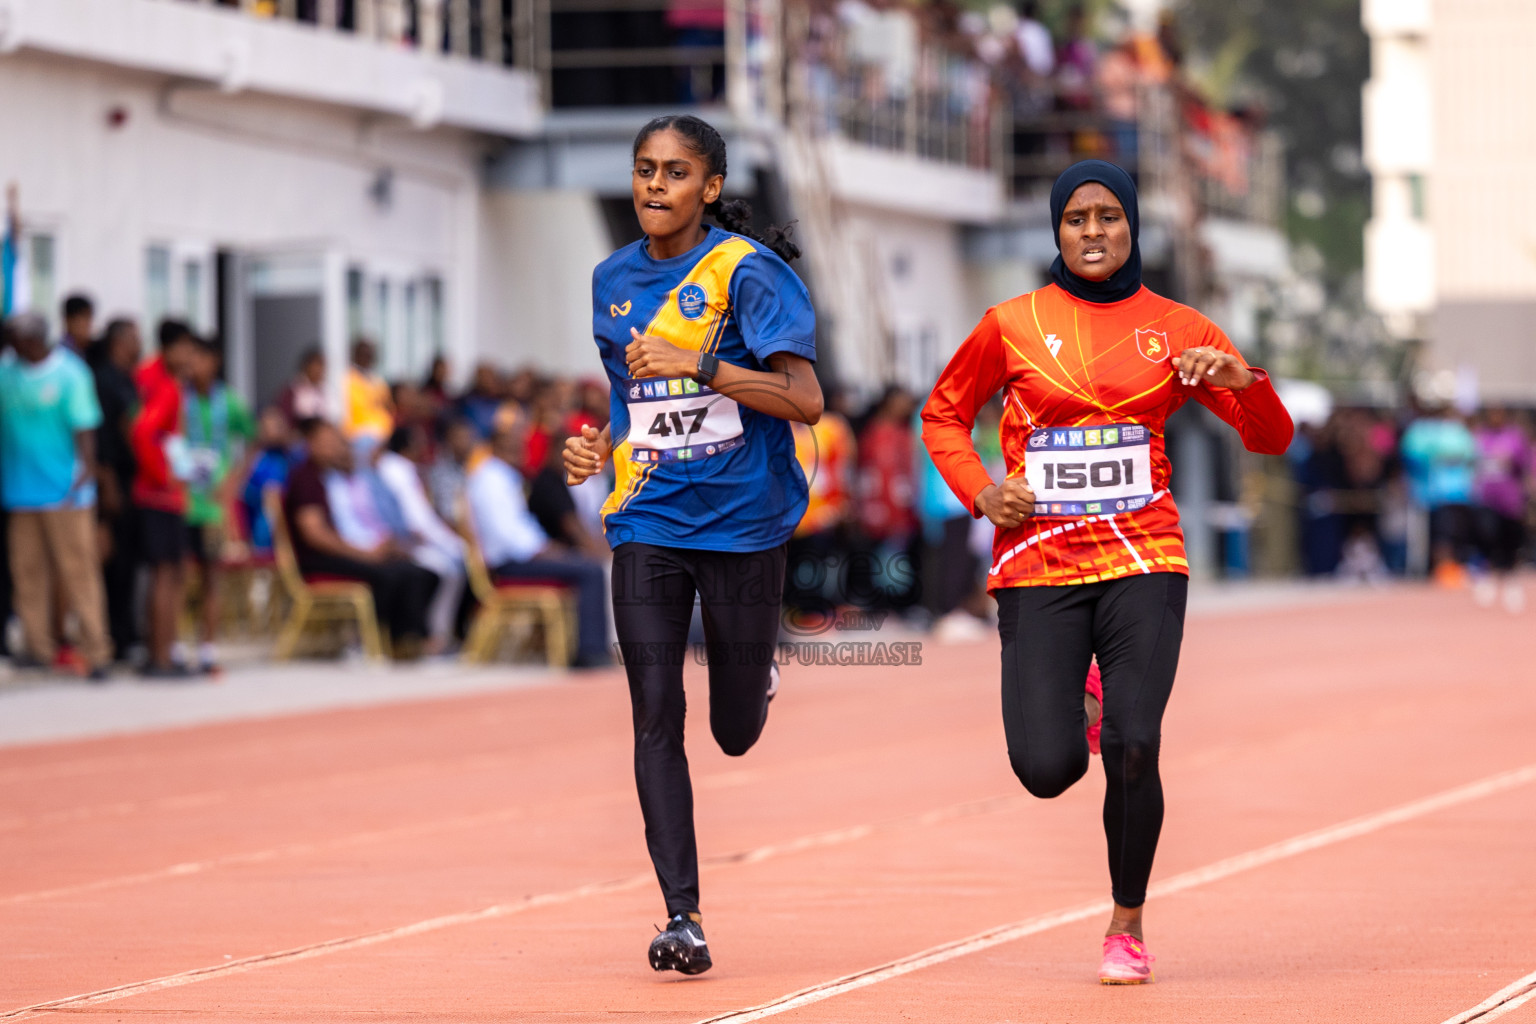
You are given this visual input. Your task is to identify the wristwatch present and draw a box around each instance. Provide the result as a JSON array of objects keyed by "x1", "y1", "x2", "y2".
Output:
[{"x1": 695, "y1": 351, "x2": 720, "y2": 386}]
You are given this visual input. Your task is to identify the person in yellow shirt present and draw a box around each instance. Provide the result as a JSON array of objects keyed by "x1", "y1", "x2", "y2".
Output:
[
  {"x1": 343, "y1": 338, "x2": 394, "y2": 447},
  {"x1": 788, "y1": 385, "x2": 856, "y2": 614}
]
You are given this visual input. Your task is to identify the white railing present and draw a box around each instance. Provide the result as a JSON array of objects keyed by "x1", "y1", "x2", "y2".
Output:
[
  {"x1": 783, "y1": 2, "x2": 1002, "y2": 171},
  {"x1": 176, "y1": 0, "x2": 519, "y2": 65}
]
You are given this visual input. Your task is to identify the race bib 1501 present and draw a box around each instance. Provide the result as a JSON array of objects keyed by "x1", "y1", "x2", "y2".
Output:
[
  {"x1": 625, "y1": 376, "x2": 746, "y2": 464},
  {"x1": 1024, "y1": 423, "x2": 1154, "y2": 517}
]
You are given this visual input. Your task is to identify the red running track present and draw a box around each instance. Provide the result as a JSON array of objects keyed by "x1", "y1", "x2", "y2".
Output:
[{"x1": 1, "y1": 583, "x2": 1534, "y2": 1023}]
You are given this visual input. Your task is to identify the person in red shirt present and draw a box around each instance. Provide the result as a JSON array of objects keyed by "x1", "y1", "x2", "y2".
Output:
[
  {"x1": 922, "y1": 161, "x2": 1292, "y2": 985},
  {"x1": 129, "y1": 320, "x2": 199, "y2": 678}
]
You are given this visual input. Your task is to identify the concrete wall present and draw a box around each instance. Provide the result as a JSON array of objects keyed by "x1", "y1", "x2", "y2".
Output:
[
  {"x1": 1423, "y1": 0, "x2": 1536, "y2": 398},
  {"x1": 0, "y1": 0, "x2": 540, "y2": 136},
  {"x1": 0, "y1": 51, "x2": 489, "y2": 393},
  {"x1": 477, "y1": 190, "x2": 611, "y2": 377}
]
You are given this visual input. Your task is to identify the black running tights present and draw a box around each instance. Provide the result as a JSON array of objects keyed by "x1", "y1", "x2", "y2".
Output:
[
  {"x1": 612, "y1": 541, "x2": 786, "y2": 918},
  {"x1": 996, "y1": 572, "x2": 1188, "y2": 908}
]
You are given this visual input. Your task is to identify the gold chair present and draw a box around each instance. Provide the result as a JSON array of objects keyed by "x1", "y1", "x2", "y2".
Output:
[
  {"x1": 264, "y1": 486, "x2": 385, "y2": 661},
  {"x1": 459, "y1": 508, "x2": 574, "y2": 667}
]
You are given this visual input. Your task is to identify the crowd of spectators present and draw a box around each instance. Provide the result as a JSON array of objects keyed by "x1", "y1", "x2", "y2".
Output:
[
  {"x1": 4, "y1": 291, "x2": 1527, "y2": 683},
  {"x1": 0, "y1": 294, "x2": 616, "y2": 680},
  {"x1": 1291, "y1": 403, "x2": 1534, "y2": 611}
]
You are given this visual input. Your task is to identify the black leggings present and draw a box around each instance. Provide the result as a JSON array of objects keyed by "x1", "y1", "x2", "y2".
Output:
[
  {"x1": 612, "y1": 541, "x2": 787, "y2": 918},
  {"x1": 997, "y1": 572, "x2": 1188, "y2": 909}
]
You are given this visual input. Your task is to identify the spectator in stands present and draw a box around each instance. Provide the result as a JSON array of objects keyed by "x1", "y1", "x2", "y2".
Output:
[
  {"x1": 0, "y1": 311, "x2": 110, "y2": 678},
  {"x1": 526, "y1": 432, "x2": 609, "y2": 560},
  {"x1": 240, "y1": 406, "x2": 294, "y2": 556},
  {"x1": 667, "y1": 0, "x2": 727, "y2": 103},
  {"x1": 343, "y1": 337, "x2": 394, "y2": 448},
  {"x1": 456, "y1": 363, "x2": 503, "y2": 440},
  {"x1": 1401, "y1": 403, "x2": 1478, "y2": 586},
  {"x1": 276, "y1": 345, "x2": 330, "y2": 427},
  {"x1": 1013, "y1": 0, "x2": 1054, "y2": 77},
  {"x1": 1055, "y1": 4, "x2": 1098, "y2": 111},
  {"x1": 857, "y1": 385, "x2": 919, "y2": 606},
  {"x1": 788, "y1": 385, "x2": 857, "y2": 613},
  {"x1": 131, "y1": 319, "x2": 198, "y2": 678},
  {"x1": 93, "y1": 318, "x2": 143, "y2": 661},
  {"x1": 283, "y1": 419, "x2": 439, "y2": 655},
  {"x1": 376, "y1": 425, "x2": 466, "y2": 652},
  {"x1": 59, "y1": 294, "x2": 94, "y2": 360},
  {"x1": 1471, "y1": 407, "x2": 1530, "y2": 612},
  {"x1": 182, "y1": 337, "x2": 255, "y2": 674},
  {"x1": 916, "y1": 404, "x2": 984, "y2": 637},
  {"x1": 467, "y1": 410, "x2": 609, "y2": 668},
  {"x1": 422, "y1": 355, "x2": 452, "y2": 409},
  {"x1": 428, "y1": 417, "x2": 478, "y2": 523}
]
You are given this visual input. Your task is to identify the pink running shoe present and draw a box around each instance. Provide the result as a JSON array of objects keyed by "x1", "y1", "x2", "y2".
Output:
[
  {"x1": 1099, "y1": 933, "x2": 1155, "y2": 984},
  {"x1": 1085, "y1": 661, "x2": 1103, "y2": 756}
]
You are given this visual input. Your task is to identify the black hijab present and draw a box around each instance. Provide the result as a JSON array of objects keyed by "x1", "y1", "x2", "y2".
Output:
[{"x1": 1048, "y1": 159, "x2": 1143, "y2": 304}]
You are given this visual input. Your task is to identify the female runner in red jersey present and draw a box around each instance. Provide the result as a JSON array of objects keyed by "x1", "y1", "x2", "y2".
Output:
[{"x1": 921, "y1": 160, "x2": 1293, "y2": 984}]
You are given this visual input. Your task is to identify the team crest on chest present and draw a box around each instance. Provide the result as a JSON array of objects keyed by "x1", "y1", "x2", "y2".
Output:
[
  {"x1": 1135, "y1": 328, "x2": 1169, "y2": 363},
  {"x1": 677, "y1": 283, "x2": 709, "y2": 320}
]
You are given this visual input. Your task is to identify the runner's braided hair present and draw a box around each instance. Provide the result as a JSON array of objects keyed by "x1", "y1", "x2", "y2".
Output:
[{"x1": 632, "y1": 114, "x2": 801, "y2": 263}]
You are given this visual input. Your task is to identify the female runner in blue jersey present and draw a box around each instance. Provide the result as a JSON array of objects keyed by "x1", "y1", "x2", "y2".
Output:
[{"x1": 563, "y1": 114, "x2": 821, "y2": 976}]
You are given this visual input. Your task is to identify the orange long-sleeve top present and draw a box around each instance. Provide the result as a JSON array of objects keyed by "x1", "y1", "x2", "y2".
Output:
[{"x1": 921, "y1": 284, "x2": 1294, "y2": 590}]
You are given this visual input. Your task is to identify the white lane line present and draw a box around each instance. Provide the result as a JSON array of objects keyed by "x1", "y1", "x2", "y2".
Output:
[
  {"x1": 0, "y1": 793, "x2": 1022, "y2": 1021},
  {"x1": 694, "y1": 762, "x2": 1536, "y2": 1024},
  {"x1": 1441, "y1": 970, "x2": 1536, "y2": 1024}
]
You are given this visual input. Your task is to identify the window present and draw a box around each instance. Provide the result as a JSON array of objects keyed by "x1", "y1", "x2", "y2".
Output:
[
  {"x1": 182, "y1": 258, "x2": 204, "y2": 330},
  {"x1": 1408, "y1": 173, "x2": 1427, "y2": 221},
  {"x1": 348, "y1": 268, "x2": 446, "y2": 380},
  {"x1": 402, "y1": 281, "x2": 419, "y2": 380},
  {"x1": 145, "y1": 245, "x2": 172, "y2": 334},
  {"x1": 424, "y1": 275, "x2": 444, "y2": 361},
  {"x1": 346, "y1": 266, "x2": 366, "y2": 338},
  {"x1": 27, "y1": 234, "x2": 57, "y2": 336}
]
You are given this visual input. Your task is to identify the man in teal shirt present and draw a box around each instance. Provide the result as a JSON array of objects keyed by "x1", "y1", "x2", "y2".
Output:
[{"x1": 0, "y1": 312, "x2": 110, "y2": 677}]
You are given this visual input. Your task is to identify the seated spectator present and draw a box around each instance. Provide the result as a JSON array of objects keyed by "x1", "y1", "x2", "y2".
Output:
[
  {"x1": 0, "y1": 312, "x2": 110, "y2": 678},
  {"x1": 182, "y1": 336, "x2": 256, "y2": 674},
  {"x1": 342, "y1": 337, "x2": 394, "y2": 447},
  {"x1": 376, "y1": 426, "x2": 466, "y2": 653},
  {"x1": 241, "y1": 407, "x2": 296, "y2": 555},
  {"x1": 420, "y1": 355, "x2": 452, "y2": 423},
  {"x1": 467, "y1": 411, "x2": 609, "y2": 668},
  {"x1": 428, "y1": 417, "x2": 478, "y2": 523},
  {"x1": 282, "y1": 420, "x2": 439, "y2": 656},
  {"x1": 275, "y1": 345, "x2": 330, "y2": 427},
  {"x1": 456, "y1": 363, "x2": 504, "y2": 440},
  {"x1": 527, "y1": 432, "x2": 609, "y2": 560}
]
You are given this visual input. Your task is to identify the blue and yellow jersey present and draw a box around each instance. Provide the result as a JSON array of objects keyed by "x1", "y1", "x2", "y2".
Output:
[{"x1": 593, "y1": 224, "x2": 816, "y2": 552}]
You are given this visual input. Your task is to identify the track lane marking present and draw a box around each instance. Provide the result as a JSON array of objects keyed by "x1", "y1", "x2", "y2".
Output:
[
  {"x1": 0, "y1": 794, "x2": 1023, "y2": 1020},
  {"x1": 1441, "y1": 970, "x2": 1536, "y2": 1024},
  {"x1": 692, "y1": 762, "x2": 1536, "y2": 1024}
]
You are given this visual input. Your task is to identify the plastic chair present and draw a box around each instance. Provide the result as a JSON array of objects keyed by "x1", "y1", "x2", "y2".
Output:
[
  {"x1": 458, "y1": 506, "x2": 574, "y2": 668},
  {"x1": 264, "y1": 486, "x2": 386, "y2": 661}
]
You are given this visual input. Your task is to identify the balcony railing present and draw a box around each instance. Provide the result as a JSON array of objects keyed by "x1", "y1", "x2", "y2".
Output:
[
  {"x1": 174, "y1": 0, "x2": 524, "y2": 66},
  {"x1": 782, "y1": 2, "x2": 1001, "y2": 171}
]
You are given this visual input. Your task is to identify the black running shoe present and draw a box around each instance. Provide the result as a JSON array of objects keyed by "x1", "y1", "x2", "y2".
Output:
[{"x1": 648, "y1": 914, "x2": 712, "y2": 975}]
